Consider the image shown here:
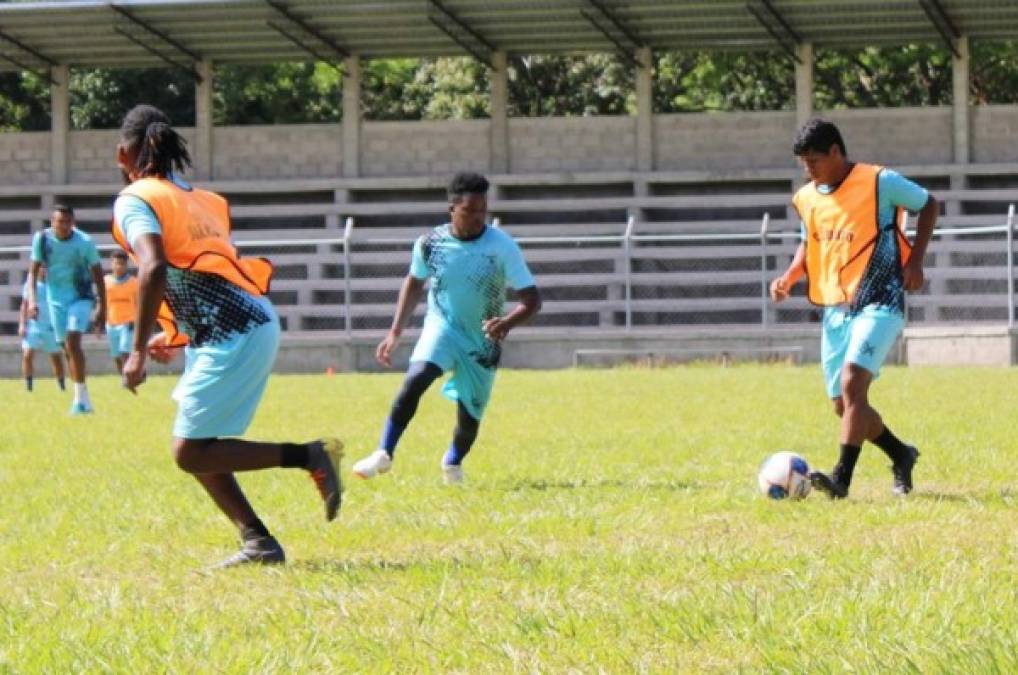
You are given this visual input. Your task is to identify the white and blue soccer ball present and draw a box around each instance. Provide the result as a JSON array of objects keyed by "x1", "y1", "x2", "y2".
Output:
[{"x1": 758, "y1": 451, "x2": 812, "y2": 500}]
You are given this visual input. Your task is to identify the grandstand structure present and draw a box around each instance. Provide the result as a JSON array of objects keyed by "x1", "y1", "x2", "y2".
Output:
[{"x1": 0, "y1": 1, "x2": 1017, "y2": 369}]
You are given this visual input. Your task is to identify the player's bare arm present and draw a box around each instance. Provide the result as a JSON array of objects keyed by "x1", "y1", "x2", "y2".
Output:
[
  {"x1": 377, "y1": 274, "x2": 427, "y2": 367},
  {"x1": 771, "y1": 242, "x2": 806, "y2": 303},
  {"x1": 903, "y1": 194, "x2": 939, "y2": 292},
  {"x1": 122, "y1": 232, "x2": 168, "y2": 392},
  {"x1": 90, "y1": 263, "x2": 107, "y2": 333},
  {"x1": 482, "y1": 285, "x2": 541, "y2": 343}
]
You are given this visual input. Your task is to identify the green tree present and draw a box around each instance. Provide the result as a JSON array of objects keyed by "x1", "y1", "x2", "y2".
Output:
[
  {"x1": 814, "y1": 45, "x2": 953, "y2": 109},
  {"x1": 0, "y1": 71, "x2": 50, "y2": 131},
  {"x1": 654, "y1": 50, "x2": 793, "y2": 112},
  {"x1": 971, "y1": 40, "x2": 1018, "y2": 104},
  {"x1": 213, "y1": 62, "x2": 341, "y2": 125},
  {"x1": 69, "y1": 67, "x2": 195, "y2": 129},
  {"x1": 509, "y1": 54, "x2": 634, "y2": 116}
]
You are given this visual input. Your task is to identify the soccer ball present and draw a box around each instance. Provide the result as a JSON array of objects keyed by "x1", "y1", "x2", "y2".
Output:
[{"x1": 758, "y1": 451, "x2": 812, "y2": 500}]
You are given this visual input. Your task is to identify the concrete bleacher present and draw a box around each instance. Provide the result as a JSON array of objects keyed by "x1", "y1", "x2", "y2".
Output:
[{"x1": 1, "y1": 162, "x2": 1016, "y2": 338}]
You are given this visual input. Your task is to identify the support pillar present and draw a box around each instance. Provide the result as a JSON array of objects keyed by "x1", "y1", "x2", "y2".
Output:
[
  {"x1": 635, "y1": 47, "x2": 653, "y2": 173},
  {"x1": 342, "y1": 55, "x2": 361, "y2": 178},
  {"x1": 794, "y1": 42, "x2": 813, "y2": 129},
  {"x1": 490, "y1": 50, "x2": 509, "y2": 175},
  {"x1": 50, "y1": 64, "x2": 69, "y2": 185},
  {"x1": 194, "y1": 60, "x2": 213, "y2": 180}
]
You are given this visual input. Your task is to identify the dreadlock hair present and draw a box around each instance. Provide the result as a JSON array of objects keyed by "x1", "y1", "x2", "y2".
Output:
[{"x1": 119, "y1": 104, "x2": 192, "y2": 178}]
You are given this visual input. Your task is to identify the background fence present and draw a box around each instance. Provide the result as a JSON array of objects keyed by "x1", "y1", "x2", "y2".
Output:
[{"x1": 3, "y1": 205, "x2": 1013, "y2": 338}]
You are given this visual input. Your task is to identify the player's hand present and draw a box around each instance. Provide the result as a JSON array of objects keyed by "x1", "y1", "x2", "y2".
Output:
[
  {"x1": 122, "y1": 350, "x2": 147, "y2": 394},
  {"x1": 376, "y1": 331, "x2": 400, "y2": 368},
  {"x1": 902, "y1": 258, "x2": 925, "y2": 292},
  {"x1": 769, "y1": 277, "x2": 790, "y2": 303},
  {"x1": 17, "y1": 325, "x2": 26, "y2": 338},
  {"x1": 147, "y1": 333, "x2": 177, "y2": 364},
  {"x1": 92, "y1": 307, "x2": 106, "y2": 335},
  {"x1": 482, "y1": 316, "x2": 511, "y2": 343},
  {"x1": 27, "y1": 302, "x2": 38, "y2": 320}
]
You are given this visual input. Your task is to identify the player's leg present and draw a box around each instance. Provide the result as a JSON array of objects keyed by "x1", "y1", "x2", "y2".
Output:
[
  {"x1": 441, "y1": 402, "x2": 479, "y2": 485},
  {"x1": 353, "y1": 360, "x2": 445, "y2": 479},
  {"x1": 114, "y1": 355, "x2": 125, "y2": 375},
  {"x1": 49, "y1": 351, "x2": 66, "y2": 391},
  {"x1": 64, "y1": 299, "x2": 95, "y2": 413},
  {"x1": 809, "y1": 309, "x2": 853, "y2": 498},
  {"x1": 842, "y1": 308, "x2": 918, "y2": 496},
  {"x1": 22, "y1": 345, "x2": 34, "y2": 392}
]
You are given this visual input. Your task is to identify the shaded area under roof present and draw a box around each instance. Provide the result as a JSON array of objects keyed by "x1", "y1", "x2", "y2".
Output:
[{"x1": 0, "y1": 0, "x2": 1015, "y2": 73}]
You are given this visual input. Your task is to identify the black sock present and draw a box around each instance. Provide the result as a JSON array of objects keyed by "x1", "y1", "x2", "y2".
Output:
[
  {"x1": 280, "y1": 442, "x2": 310, "y2": 469},
  {"x1": 240, "y1": 519, "x2": 270, "y2": 542},
  {"x1": 872, "y1": 426, "x2": 909, "y2": 465},
  {"x1": 833, "y1": 444, "x2": 862, "y2": 486},
  {"x1": 25, "y1": 376, "x2": 32, "y2": 392},
  {"x1": 57, "y1": 378, "x2": 65, "y2": 391}
]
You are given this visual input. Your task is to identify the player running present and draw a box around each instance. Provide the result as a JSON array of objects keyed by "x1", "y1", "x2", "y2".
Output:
[
  {"x1": 18, "y1": 265, "x2": 66, "y2": 392},
  {"x1": 105, "y1": 249, "x2": 138, "y2": 375},
  {"x1": 112, "y1": 104, "x2": 343, "y2": 567},
  {"x1": 352, "y1": 172, "x2": 541, "y2": 485}
]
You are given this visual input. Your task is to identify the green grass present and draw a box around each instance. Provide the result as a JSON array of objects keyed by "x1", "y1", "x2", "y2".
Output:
[{"x1": 1, "y1": 365, "x2": 1016, "y2": 673}]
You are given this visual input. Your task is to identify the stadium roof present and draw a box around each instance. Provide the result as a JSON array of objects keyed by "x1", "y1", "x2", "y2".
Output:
[{"x1": 0, "y1": 0, "x2": 1015, "y2": 75}]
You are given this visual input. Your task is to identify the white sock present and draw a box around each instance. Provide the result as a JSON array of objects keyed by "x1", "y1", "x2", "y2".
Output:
[{"x1": 73, "y1": 382, "x2": 90, "y2": 406}]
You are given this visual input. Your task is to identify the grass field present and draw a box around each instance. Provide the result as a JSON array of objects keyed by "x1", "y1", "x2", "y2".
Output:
[{"x1": 1, "y1": 365, "x2": 1016, "y2": 672}]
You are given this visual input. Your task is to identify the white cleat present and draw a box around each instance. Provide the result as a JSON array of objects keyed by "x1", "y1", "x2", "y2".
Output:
[
  {"x1": 442, "y1": 463, "x2": 464, "y2": 485},
  {"x1": 352, "y1": 449, "x2": 392, "y2": 480}
]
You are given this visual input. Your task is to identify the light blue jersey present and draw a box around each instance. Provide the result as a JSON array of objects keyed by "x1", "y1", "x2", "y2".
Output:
[
  {"x1": 30, "y1": 228, "x2": 100, "y2": 304},
  {"x1": 21, "y1": 279, "x2": 60, "y2": 353},
  {"x1": 409, "y1": 224, "x2": 535, "y2": 419},
  {"x1": 22, "y1": 279, "x2": 52, "y2": 329}
]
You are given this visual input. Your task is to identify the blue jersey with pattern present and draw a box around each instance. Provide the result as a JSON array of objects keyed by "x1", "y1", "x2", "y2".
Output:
[{"x1": 410, "y1": 224, "x2": 535, "y2": 367}]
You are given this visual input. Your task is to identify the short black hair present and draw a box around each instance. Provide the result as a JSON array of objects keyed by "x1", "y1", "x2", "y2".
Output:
[
  {"x1": 448, "y1": 172, "x2": 490, "y2": 202},
  {"x1": 111, "y1": 249, "x2": 129, "y2": 261},
  {"x1": 52, "y1": 204, "x2": 74, "y2": 217},
  {"x1": 793, "y1": 118, "x2": 847, "y2": 157}
]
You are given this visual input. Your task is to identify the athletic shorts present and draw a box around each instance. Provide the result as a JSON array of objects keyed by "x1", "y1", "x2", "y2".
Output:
[
  {"x1": 22, "y1": 325, "x2": 61, "y2": 354},
  {"x1": 171, "y1": 297, "x2": 280, "y2": 439},
  {"x1": 49, "y1": 297, "x2": 94, "y2": 343},
  {"x1": 107, "y1": 323, "x2": 134, "y2": 357},
  {"x1": 821, "y1": 304, "x2": 904, "y2": 399},
  {"x1": 410, "y1": 323, "x2": 497, "y2": 421}
]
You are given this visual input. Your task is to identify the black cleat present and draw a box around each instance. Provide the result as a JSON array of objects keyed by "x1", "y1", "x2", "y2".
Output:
[
  {"x1": 891, "y1": 445, "x2": 920, "y2": 497},
  {"x1": 213, "y1": 535, "x2": 286, "y2": 569},
  {"x1": 810, "y1": 471, "x2": 849, "y2": 500},
  {"x1": 308, "y1": 438, "x2": 344, "y2": 521}
]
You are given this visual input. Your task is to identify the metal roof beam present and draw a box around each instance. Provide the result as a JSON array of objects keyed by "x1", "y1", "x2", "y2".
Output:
[
  {"x1": 746, "y1": 0, "x2": 802, "y2": 65},
  {"x1": 919, "y1": 0, "x2": 962, "y2": 58},
  {"x1": 580, "y1": 0, "x2": 646, "y2": 67},
  {"x1": 427, "y1": 0, "x2": 494, "y2": 68},
  {"x1": 0, "y1": 26, "x2": 58, "y2": 84},
  {"x1": 264, "y1": 0, "x2": 348, "y2": 61},
  {"x1": 109, "y1": 3, "x2": 202, "y2": 62},
  {"x1": 112, "y1": 26, "x2": 202, "y2": 81}
]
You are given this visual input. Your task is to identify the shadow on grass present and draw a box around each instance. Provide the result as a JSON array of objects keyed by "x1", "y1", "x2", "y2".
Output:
[{"x1": 496, "y1": 478, "x2": 698, "y2": 492}]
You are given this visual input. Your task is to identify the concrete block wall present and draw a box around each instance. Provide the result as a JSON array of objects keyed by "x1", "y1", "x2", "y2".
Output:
[
  {"x1": 361, "y1": 119, "x2": 490, "y2": 177},
  {"x1": 68, "y1": 128, "x2": 198, "y2": 183},
  {"x1": 508, "y1": 116, "x2": 637, "y2": 172},
  {"x1": 972, "y1": 105, "x2": 1018, "y2": 163},
  {"x1": 0, "y1": 132, "x2": 50, "y2": 186},
  {"x1": 654, "y1": 111, "x2": 794, "y2": 171},
  {"x1": 213, "y1": 125, "x2": 340, "y2": 179},
  {"x1": 821, "y1": 107, "x2": 954, "y2": 165}
]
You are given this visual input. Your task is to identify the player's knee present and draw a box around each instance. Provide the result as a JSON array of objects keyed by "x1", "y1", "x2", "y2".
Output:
[
  {"x1": 841, "y1": 368, "x2": 870, "y2": 406},
  {"x1": 173, "y1": 441, "x2": 203, "y2": 473}
]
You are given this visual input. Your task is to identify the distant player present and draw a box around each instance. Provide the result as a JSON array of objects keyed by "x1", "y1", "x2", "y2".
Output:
[
  {"x1": 18, "y1": 265, "x2": 65, "y2": 392},
  {"x1": 113, "y1": 104, "x2": 343, "y2": 568},
  {"x1": 351, "y1": 172, "x2": 541, "y2": 484},
  {"x1": 27, "y1": 205, "x2": 106, "y2": 415},
  {"x1": 105, "y1": 249, "x2": 138, "y2": 374},
  {"x1": 771, "y1": 118, "x2": 938, "y2": 499}
]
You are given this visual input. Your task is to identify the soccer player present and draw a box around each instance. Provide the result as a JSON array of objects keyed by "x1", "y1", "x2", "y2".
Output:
[
  {"x1": 27, "y1": 205, "x2": 106, "y2": 415},
  {"x1": 351, "y1": 172, "x2": 541, "y2": 484},
  {"x1": 771, "y1": 118, "x2": 938, "y2": 499},
  {"x1": 105, "y1": 249, "x2": 138, "y2": 375},
  {"x1": 112, "y1": 104, "x2": 343, "y2": 568},
  {"x1": 18, "y1": 265, "x2": 66, "y2": 392}
]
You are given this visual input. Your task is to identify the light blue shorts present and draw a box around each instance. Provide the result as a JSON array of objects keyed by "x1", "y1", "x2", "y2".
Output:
[
  {"x1": 22, "y1": 325, "x2": 61, "y2": 354},
  {"x1": 49, "y1": 297, "x2": 94, "y2": 343},
  {"x1": 821, "y1": 305, "x2": 904, "y2": 399},
  {"x1": 107, "y1": 323, "x2": 134, "y2": 357},
  {"x1": 410, "y1": 323, "x2": 498, "y2": 421},
  {"x1": 172, "y1": 298, "x2": 280, "y2": 439}
]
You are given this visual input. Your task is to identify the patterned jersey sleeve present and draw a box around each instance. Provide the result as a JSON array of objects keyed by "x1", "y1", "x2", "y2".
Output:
[
  {"x1": 409, "y1": 235, "x2": 429, "y2": 280},
  {"x1": 501, "y1": 234, "x2": 536, "y2": 290},
  {"x1": 30, "y1": 230, "x2": 45, "y2": 263}
]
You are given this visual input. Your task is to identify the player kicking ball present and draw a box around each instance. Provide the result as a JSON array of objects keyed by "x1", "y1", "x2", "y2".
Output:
[
  {"x1": 771, "y1": 119, "x2": 937, "y2": 499},
  {"x1": 352, "y1": 172, "x2": 541, "y2": 484}
]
